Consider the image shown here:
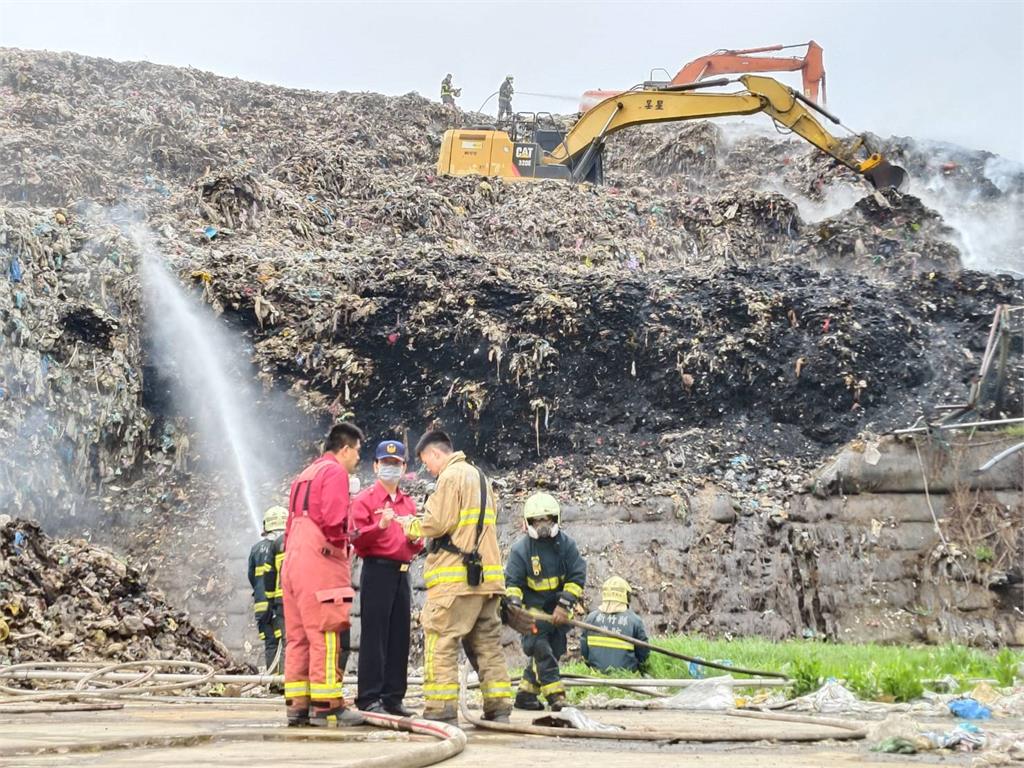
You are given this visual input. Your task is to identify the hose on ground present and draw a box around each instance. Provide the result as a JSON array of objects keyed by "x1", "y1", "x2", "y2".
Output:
[{"x1": 457, "y1": 664, "x2": 864, "y2": 743}]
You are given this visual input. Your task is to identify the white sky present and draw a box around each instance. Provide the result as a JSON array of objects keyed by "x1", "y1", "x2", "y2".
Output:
[{"x1": 1, "y1": 1, "x2": 1022, "y2": 160}]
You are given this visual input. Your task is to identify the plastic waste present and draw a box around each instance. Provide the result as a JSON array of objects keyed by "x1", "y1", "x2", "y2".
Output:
[
  {"x1": 660, "y1": 675, "x2": 735, "y2": 710},
  {"x1": 948, "y1": 697, "x2": 992, "y2": 720},
  {"x1": 533, "y1": 707, "x2": 623, "y2": 732}
]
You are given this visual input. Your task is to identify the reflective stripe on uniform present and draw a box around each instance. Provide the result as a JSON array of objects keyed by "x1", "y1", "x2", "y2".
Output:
[
  {"x1": 284, "y1": 680, "x2": 310, "y2": 697},
  {"x1": 310, "y1": 682, "x2": 343, "y2": 698},
  {"x1": 586, "y1": 636, "x2": 635, "y2": 651},
  {"x1": 526, "y1": 576, "x2": 560, "y2": 591},
  {"x1": 540, "y1": 680, "x2": 565, "y2": 696},
  {"x1": 563, "y1": 582, "x2": 584, "y2": 598},
  {"x1": 456, "y1": 508, "x2": 496, "y2": 528},
  {"x1": 424, "y1": 564, "x2": 503, "y2": 588},
  {"x1": 254, "y1": 564, "x2": 271, "y2": 576},
  {"x1": 253, "y1": 601, "x2": 269, "y2": 613},
  {"x1": 323, "y1": 631, "x2": 338, "y2": 697},
  {"x1": 518, "y1": 678, "x2": 539, "y2": 694},
  {"x1": 273, "y1": 628, "x2": 283, "y2": 639},
  {"x1": 480, "y1": 681, "x2": 514, "y2": 699},
  {"x1": 505, "y1": 586, "x2": 524, "y2": 599},
  {"x1": 423, "y1": 683, "x2": 460, "y2": 701}
]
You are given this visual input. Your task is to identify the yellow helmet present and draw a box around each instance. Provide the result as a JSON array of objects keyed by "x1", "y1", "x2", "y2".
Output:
[
  {"x1": 602, "y1": 576, "x2": 631, "y2": 604},
  {"x1": 523, "y1": 492, "x2": 560, "y2": 522},
  {"x1": 263, "y1": 505, "x2": 287, "y2": 533}
]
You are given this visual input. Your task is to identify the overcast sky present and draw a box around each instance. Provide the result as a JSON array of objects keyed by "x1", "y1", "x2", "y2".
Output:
[{"x1": 1, "y1": 1, "x2": 1022, "y2": 160}]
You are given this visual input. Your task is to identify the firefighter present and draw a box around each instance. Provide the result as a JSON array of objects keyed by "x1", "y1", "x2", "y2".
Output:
[
  {"x1": 248, "y1": 505, "x2": 287, "y2": 671},
  {"x1": 504, "y1": 492, "x2": 586, "y2": 711},
  {"x1": 282, "y1": 422, "x2": 366, "y2": 728},
  {"x1": 581, "y1": 577, "x2": 650, "y2": 673},
  {"x1": 497, "y1": 75, "x2": 514, "y2": 123},
  {"x1": 350, "y1": 440, "x2": 423, "y2": 716},
  {"x1": 440, "y1": 74, "x2": 458, "y2": 107},
  {"x1": 395, "y1": 429, "x2": 513, "y2": 725}
]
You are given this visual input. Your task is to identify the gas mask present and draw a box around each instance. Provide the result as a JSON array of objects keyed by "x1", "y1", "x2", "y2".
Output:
[{"x1": 527, "y1": 518, "x2": 559, "y2": 539}]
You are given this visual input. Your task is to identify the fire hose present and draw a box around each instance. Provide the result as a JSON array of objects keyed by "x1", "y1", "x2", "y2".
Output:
[
  {"x1": 520, "y1": 608, "x2": 788, "y2": 679},
  {"x1": 0, "y1": 660, "x2": 466, "y2": 766}
]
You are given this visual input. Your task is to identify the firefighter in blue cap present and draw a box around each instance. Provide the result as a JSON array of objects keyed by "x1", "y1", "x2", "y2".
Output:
[{"x1": 349, "y1": 440, "x2": 423, "y2": 715}]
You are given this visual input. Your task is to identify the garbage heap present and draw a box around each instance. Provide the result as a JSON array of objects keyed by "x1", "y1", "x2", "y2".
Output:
[
  {"x1": 0, "y1": 48, "x2": 1020, "y2": 651},
  {"x1": 0, "y1": 517, "x2": 234, "y2": 666}
]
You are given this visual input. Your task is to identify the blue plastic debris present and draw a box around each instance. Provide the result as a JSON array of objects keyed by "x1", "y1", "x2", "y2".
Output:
[
  {"x1": 203, "y1": 226, "x2": 218, "y2": 240},
  {"x1": 9, "y1": 256, "x2": 22, "y2": 282},
  {"x1": 13, "y1": 531, "x2": 26, "y2": 554},
  {"x1": 948, "y1": 698, "x2": 991, "y2": 720}
]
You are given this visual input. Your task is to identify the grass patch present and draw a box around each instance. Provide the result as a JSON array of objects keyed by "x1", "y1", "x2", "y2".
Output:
[{"x1": 562, "y1": 636, "x2": 1024, "y2": 703}]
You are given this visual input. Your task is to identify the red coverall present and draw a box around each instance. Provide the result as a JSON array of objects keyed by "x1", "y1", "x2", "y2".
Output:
[{"x1": 282, "y1": 453, "x2": 355, "y2": 707}]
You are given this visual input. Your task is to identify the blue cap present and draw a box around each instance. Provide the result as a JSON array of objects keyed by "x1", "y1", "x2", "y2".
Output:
[{"x1": 375, "y1": 440, "x2": 407, "y2": 461}]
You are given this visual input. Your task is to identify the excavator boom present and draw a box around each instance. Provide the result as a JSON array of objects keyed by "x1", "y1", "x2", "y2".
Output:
[
  {"x1": 581, "y1": 40, "x2": 826, "y2": 112},
  {"x1": 436, "y1": 74, "x2": 906, "y2": 191}
]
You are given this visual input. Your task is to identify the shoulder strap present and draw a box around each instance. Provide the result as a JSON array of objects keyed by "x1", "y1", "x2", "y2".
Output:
[{"x1": 472, "y1": 466, "x2": 488, "y2": 554}]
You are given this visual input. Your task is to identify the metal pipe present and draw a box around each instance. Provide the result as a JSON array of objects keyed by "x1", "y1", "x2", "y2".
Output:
[
  {"x1": 893, "y1": 417, "x2": 1024, "y2": 435},
  {"x1": 562, "y1": 676, "x2": 790, "y2": 689}
]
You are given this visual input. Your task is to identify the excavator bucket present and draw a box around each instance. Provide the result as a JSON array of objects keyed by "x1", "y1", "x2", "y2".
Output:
[{"x1": 864, "y1": 160, "x2": 908, "y2": 191}]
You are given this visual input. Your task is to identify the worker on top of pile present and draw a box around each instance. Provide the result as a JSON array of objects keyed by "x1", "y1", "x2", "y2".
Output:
[
  {"x1": 581, "y1": 577, "x2": 650, "y2": 673},
  {"x1": 282, "y1": 422, "x2": 366, "y2": 728},
  {"x1": 248, "y1": 505, "x2": 288, "y2": 672},
  {"x1": 497, "y1": 75, "x2": 514, "y2": 123},
  {"x1": 505, "y1": 492, "x2": 586, "y2": 711},
  {"x1": 394, "y1": 429, "x2": 513, "y2": 726},
  {"x1": 349, "y1": 440, "x2": 423, "y2": 716},
  {"x1": 440, "y1": 74, "x2": 458, "y2": 107}
]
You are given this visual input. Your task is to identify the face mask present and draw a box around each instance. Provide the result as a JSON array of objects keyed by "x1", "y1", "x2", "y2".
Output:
[
  {"x1": 378, "y1": 465, "x2": 403, "y2": 483},
  {"x1": 527, "y1": 520, "x2": 559, "y2": 539},
  {"x1": 349, "y1": 476, "x2": 361, "y2": 496}
]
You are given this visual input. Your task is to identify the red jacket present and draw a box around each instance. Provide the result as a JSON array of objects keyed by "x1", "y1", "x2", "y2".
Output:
[
  {"x1": 287, "y1": 453, "x2": 352, "y2": 547},
  {"x1": 350, "y1": 481, "x2": 423, "y2": 562}
]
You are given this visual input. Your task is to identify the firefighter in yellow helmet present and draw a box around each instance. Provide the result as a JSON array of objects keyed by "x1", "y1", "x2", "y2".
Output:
[
  {"x1": 248, "y1": 505, "x2": 288, "y2": 671},
  {"x1": 504, "y1": 492, "x2": 586, "y2": 711},
  {"x1": 581, "y1": 576, "x2": 650, "y2": 673}
]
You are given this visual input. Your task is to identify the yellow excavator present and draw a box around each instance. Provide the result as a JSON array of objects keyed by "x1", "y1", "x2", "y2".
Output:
[{"x1": 437, "y1": 75, "x2": 907, "y2": 190}]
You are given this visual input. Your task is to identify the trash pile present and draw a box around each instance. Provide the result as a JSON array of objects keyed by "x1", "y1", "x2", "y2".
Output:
[
  {"x1": 0, "y1": 47, "x2": 1020, "y2": 651},
  {"x1": 0, "y1": 517, "x2": 235, "y2": 666}
]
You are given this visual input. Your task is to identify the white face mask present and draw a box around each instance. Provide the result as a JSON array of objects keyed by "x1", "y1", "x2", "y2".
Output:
[
  {"x1": 349, "y1": 476, "x2": 361, "y2": 496},
  {"x1": 377, "y1": 464, "x2": 403, "y2": 483}
]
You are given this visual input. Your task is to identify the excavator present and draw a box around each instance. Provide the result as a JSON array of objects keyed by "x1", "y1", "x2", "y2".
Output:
[
  {"x1": 436, "y1": 74, "x2": 907, "y2": 191},
  {"x1": 579, "y1": 40, "x2": 827, "y2": 112}
]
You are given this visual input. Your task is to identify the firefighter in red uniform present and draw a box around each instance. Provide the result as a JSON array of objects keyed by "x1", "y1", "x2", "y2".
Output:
[
  {"x1": 282, "y1": 422, "x2": 366, "y2": 728},
  {"x1": 350, "y1": 440, "x2": 424, "y2": 715}
]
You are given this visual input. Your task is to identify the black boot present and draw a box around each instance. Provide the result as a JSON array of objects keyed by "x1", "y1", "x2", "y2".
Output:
[
  {"x1": 546, "y1": 692, "x2": 568, "y2": 712},
  {"x1": 514, "y1": 691, "x2": 544, "y2": 711}
]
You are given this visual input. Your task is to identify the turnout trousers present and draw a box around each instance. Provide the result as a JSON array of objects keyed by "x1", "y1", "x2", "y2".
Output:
[
  {"x1": 519, "y1": 621, "x2": 567, "y2": 700},
  {"x1": 420, "y1": 594, "x2": 513, "y2": 718},
  {"x1": 282, "y1": 516, "x2": 353, "y2": 707},
  {"x1": 356, "y1": 558, "x2": 412, "y2": 709}
]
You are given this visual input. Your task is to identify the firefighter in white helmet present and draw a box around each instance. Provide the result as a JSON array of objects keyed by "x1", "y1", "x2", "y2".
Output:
[
  {"x1": 248, "y1": 505, "x2": 288, "y2": 671},
  {"x1": 581, "y1": 576, "x2": 650, "y2": 673},
  {"x1": 504, "y1": 492, "x2": 586, "y2": 711}
]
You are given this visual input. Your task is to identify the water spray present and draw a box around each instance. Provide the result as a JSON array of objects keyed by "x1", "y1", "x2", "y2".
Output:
[{"x1": 129, "y1": 224, "x2": 264, "y2": 534}]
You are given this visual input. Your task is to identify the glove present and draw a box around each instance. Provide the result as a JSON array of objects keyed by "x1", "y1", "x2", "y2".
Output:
[{"x1": 551, "y1": 605, "x2": 571, "y2": 626}]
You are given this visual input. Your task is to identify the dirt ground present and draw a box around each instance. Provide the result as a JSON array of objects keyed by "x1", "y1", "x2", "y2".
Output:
[{"x1": 1, "y1": 701, "x2": 1005, "y2": 767}]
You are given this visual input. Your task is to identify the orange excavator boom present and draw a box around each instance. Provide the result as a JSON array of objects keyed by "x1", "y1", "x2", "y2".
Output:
[{"x1": 580, "y1": 40, "x2": 826, "y2": 112}]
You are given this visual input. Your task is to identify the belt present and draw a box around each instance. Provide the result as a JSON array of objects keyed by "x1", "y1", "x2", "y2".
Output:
[{"x1": 363, "y1": 557, "x2": 410, "y2": 572}]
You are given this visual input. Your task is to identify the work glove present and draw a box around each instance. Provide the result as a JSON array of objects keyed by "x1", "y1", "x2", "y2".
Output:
[
  {"x1": 551, "y1": 604, "x2": 571, "y2": 626},
  {"x1": 500, "y1": 597, "x2": 536, "y2": 635}
]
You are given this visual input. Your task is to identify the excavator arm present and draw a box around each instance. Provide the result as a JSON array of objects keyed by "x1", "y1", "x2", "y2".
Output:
[
  {"x1": 673, "y1": 41, "x2": 826, "y2": 103},
  {"x1": 544, "y1": 74, "x2": 905, "y2": 190}
]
